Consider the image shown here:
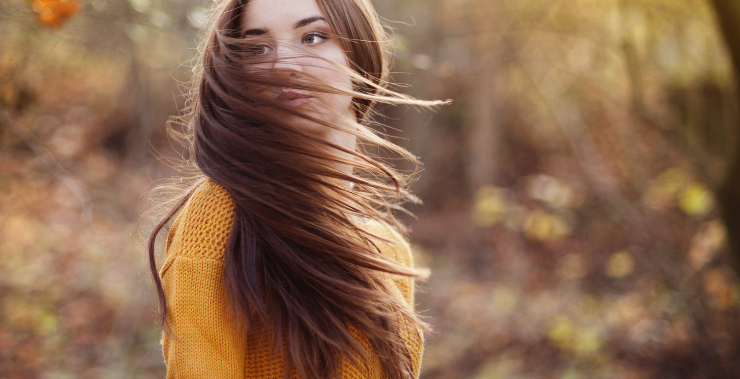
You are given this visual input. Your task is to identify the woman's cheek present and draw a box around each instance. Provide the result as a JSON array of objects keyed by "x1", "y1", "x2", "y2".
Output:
[{"x1": 319, "y1": 92, "x2": 353, "y2": 118}]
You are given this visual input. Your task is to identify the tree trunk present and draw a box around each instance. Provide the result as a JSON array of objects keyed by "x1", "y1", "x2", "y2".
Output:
[{"x1": 710, "y1": 0, "x2": 740, "y2": 275}]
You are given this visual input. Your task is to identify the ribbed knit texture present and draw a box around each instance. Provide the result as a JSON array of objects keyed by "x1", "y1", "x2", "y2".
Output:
[{"x1": 160, "y1": 179, "x2": 424, "y2": 378}]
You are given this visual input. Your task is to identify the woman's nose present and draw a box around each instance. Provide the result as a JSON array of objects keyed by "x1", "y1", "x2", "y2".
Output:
[{"x1": 273, "y1": 45, "x2": 303, "y2": 78}]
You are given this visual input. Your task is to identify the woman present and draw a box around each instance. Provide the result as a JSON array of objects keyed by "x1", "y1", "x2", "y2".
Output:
[{"x1": 145, "y1": 0, "x2": 445, "y2": 377}]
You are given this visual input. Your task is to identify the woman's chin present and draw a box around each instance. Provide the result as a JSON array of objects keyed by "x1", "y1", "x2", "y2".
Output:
[
  {"x1": 282, "y1": 106, "x2": 348, "y2": 137},
  {"x1": 286, "y1": 114, "x2": 331, "y2": 137}
]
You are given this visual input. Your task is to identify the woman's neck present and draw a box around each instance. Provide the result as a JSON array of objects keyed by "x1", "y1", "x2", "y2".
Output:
[{"x1": 323, "y1": 124, "x2": 357, "y2": 190}]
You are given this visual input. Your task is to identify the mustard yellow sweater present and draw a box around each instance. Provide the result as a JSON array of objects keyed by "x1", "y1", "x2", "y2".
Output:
[{"x1": 160, "y1": 180, "x2": 424, "y2": 378}]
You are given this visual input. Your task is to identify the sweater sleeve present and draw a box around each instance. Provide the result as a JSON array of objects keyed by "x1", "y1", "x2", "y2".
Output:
[
  {"x1": 391, "y1": 236, "x2": 415, "y2": 309},
  {"x1": 159, "y1": 182, "x2": 245, "y2": 379},
  {"x1": 371, "y1": 222, "x2": 425, "y2": 377},
  {"x1": 370, "y1": 221, "x2": 417, "y2": 309}
]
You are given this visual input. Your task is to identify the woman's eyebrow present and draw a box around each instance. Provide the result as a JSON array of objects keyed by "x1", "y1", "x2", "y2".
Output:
[
  {"x1": 242, "y1": 17, "x2": 326, "y2": 37},
  {"x1": 293, "y1": 16, "x2": 326, "y2": 29},
  {"x1": 243, "y1": 28, "x2": 268, "y2": 37}
]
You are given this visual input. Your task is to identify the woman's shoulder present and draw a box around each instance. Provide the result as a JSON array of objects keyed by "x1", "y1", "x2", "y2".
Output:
[
  {"x1": 163, "y1": 179, "x2": 236, "y2": 265},
  {"x1": 363, "y1": 219, "x2": 414, "y2": 269}
]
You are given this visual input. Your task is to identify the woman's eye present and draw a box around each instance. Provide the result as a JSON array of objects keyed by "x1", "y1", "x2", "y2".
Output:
[
  {"x1": 248, "y1": 44, "x2": 271, "y2": 55},
  {"x1": 302, "y1": 33, "x2": 328, "y2": 45}
]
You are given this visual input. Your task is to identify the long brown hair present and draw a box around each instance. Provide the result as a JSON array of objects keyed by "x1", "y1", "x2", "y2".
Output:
[{"x1": 144, "y1": 0, "x2": 446, "y2": 378}]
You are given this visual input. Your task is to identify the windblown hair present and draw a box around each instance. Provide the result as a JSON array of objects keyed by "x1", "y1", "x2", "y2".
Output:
[{"x1": 144, "y1": 0, "x2": 446, "y2": 378}]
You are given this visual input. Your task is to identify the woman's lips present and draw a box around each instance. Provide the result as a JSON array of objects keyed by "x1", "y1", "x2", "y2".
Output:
[{"x1": 276, "y1": 90, "x2": 312, "y2": 106}]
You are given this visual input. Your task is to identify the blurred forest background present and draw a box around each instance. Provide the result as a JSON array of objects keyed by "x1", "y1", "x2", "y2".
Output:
[{"x1": 3, "y1": 0, "x2": 740, "y2": 377}]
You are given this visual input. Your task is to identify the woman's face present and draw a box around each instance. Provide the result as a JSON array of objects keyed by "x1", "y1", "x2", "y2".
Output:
[{"x1": 240, "y1": 0, "x2": 354, "y2": 136}]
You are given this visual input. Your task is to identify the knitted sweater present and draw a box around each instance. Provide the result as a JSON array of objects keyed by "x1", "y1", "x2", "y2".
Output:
[{"x1": 159, "y1": 179, "x2": 423, "y2": 378}]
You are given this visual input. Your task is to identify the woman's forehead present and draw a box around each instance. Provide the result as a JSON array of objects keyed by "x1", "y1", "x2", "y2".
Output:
[{"x1": 242, "y1": 0, "x2": 325, "y2": 31}]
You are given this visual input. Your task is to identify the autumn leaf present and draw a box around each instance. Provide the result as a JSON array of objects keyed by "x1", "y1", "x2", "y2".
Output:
[
  {"x1": 522, "y1": 209, "x2": 570, "y2": 242},
  {"x1": 606, "y1": 250, "x2": 635, "y2": 279},
  {"x1": 472, "y1": 185, "x2": 509, "y2": 227},
  {"x1": 31, "y1": 0, "x2": 80, "y2": 28},
  {"x1": 678, "y1": 184, "x2": 715, "y2": 217}
]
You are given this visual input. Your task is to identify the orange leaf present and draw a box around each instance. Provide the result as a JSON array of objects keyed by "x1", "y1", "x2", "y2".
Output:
[{"x1": 31, "y1": 0, "x2": 79, "y2": 28}]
